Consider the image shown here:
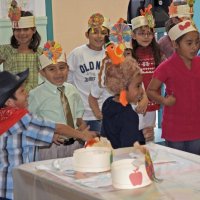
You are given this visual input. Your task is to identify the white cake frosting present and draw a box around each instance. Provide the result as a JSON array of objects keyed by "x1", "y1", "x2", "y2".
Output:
[
  {"x1": 73, "y1": 147, "x2": 112, "y2": 172},
  {"x1": 111, "y1": 159, "x2": 152, "y2": 189}
]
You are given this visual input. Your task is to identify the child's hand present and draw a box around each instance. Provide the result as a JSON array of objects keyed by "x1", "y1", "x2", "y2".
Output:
[
  {"x1": 133, "y1": 141, "x2": 146, "y2": 154},
  {"x1": 136, "y1": 91, "x2": 149, "y2": 114},
  {"x1": 143, "y1": 127, "x2": 154, "y2": 142},
  {"x1": 163, "y1": 95, "x2": 176, "y2": 106},
  {"x1": 53, "y1": 133, "x2": 62, "y2": 145},
  {"x1": 81, "y1": 126, "x2": 97, "y2": 141}
]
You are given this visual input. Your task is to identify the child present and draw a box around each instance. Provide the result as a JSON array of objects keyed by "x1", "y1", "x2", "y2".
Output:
[
  {"x1": 67, "y1": 13, "x2": 110, "y2": 133},
  {"x1": 0, "y1": 1, "x2": 42, "y2": 91},
  {"x1": 29, "y1": 41, "x2": 86, "y2": 160},
  {"x1": 158, "y1": 1, "x2": 193, "y2": 58},
  {"x1": 131, "y1": 4, "x2": 164, "y2": 141},
  {"x1": 147, "y1": 19, "x2": 200, "y2": 155},
  {"x1": 88, "y1": 21, "x2": 148, "y2": 127},
  {"x1": 101, "y1": 57, "x2": 145, "y2": 148},
  {"x1": 0, "y1": 69, "x2": 96, "y2": 199}
]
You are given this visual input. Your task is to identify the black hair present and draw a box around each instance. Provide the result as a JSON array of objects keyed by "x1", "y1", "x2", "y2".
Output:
[
  {"x1": 131, "y1": 28, "x2": 162, "y2": 67},
  {"x1": 10, "y1": 11, "x2": 41, "y2": 52},
  {"x1": 165, "y1": 17, "x2": 182, "y2": 33},
  {"x1": 87, "y1": 27, "x2": 110, "y2": 35}
]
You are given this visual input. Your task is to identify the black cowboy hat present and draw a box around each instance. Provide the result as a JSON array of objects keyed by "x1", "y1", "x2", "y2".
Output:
[{"x1": 0, "y1": 68, "x2": 29, "y2": 108}]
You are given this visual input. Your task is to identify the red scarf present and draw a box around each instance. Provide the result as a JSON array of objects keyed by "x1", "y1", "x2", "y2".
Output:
[{"x1": 0, "y1": 107, "x2": 28, "y2": 135}]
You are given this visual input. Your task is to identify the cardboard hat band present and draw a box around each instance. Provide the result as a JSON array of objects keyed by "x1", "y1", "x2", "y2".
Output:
[
  {"x1": 39, "y1": 53, "x2": 67, "y2": 70},
  {"x1": 168, "y1": 20, "x2": 197, "y2": 41},
  {"x1": 12, "y1": 16, "x2": 35, "y2": 29},
  {"x1": 131, "y1": 16, "x2": 148, "y2": 31},
  {"x1": 88, "y1": 17, "x2": 110, "y2": 30},
  {"x1": 170, "y1": 4, "x2": 192, "y2": 18}
]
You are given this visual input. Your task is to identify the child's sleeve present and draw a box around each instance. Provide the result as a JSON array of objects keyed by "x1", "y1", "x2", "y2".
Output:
[
  {"x1": 0, "y1": 45, "x2": 11, "y2": 61},
  {"x1": 21, "y1": 113, "x2": 56, "y2": 146},
  {"x1": 67, "y1": 49, "x2": 78, "y2": 84}
]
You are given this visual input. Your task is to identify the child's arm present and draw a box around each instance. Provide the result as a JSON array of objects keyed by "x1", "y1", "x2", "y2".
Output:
[
  {"x1": 147, "y1": 78, "x2": 176, "y2": 106},
  {"x1": 143, "y1": 127, "x2": 154, "y2": 142},
  {"x1": 88, "y1": 93, "x2": 103, "y2": 120},
  {"x1": 55, "y1": 124, "x2": 96, "y2": 141},
  {"x1": 136, "y1": 90, "x2": 148, "y2": 114},
  {"x1": 76, "y1": 118, "x2": 87, "y2": 131}
]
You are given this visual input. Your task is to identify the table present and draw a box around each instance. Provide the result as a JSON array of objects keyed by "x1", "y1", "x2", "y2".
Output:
[{"x1": 13, "y1": 143, "x2": 200, "y2": 200}]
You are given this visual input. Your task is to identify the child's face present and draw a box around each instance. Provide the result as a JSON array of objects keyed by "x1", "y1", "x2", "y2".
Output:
[
  {"x1": 86, "y1": 27, "x2": 109, "y2": 51},
  {"x1": 13, "y1": 27, "x2": 35, "y2": 46},
  {"x1": 126, "y1": 74, "x2": 143, "y2": 104},
  {"x1": 41, "y1": 62, "x2": 68, "y2": 86},
  {"x1": 175, "y1": 31, "x2": 199, "y2": 61},
  {"x1": 8, "y1": 85, "x2": 28, "y2": 109},
  {"x1": 132, "y1": 26, "x2": 154, "y2": 47}
]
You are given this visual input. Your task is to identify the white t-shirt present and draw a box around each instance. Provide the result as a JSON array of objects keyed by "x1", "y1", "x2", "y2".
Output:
[
  {"x1": 67, "y1": 44, "x2": 106, "y2": 120},
  {"x1": 90, "y1": 81, "x2": 112, "y2": 109}
]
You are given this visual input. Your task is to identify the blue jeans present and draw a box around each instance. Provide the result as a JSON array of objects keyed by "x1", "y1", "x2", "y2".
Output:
[
  {"x1": 165, "y1": 139, "x2": 200, "y2": 155},
  {"x1": 85, "y1": 120, "x2": 102, "y2": 134},
  {"x1": 0, "y1": 198, "x2": 11, "y2": 200}
]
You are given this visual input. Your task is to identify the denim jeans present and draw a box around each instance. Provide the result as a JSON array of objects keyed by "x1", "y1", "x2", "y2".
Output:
[
  {"x1": 85, "y1": 120, "x2": 102, "y2": 134},
  {"x1": 165, "y1": 139, "x2": 200, "y2": 155},
  {"x1": 0, "y1": 198, "x2": 11, "y2": 200}
]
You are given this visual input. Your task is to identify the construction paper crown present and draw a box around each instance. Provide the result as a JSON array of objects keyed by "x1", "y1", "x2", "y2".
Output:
[
  {"x1": 109, "y1": 18, "x2": 132, "y2": 49},
  {"x1": 88, "y1": 13, "x2": 110, "y2": 30},
  {"x1": 39, "y1": 41, "x2": 66, "y2": 70},
  {"x1": 168, "y1": 20, "x2": 197, "y2": 41},
  {"x1": 8, "y1": 0, "x2": 35, "y2": 29},
  {"x1": 131, "y1": 4, "x2": 155, "y2": 31},
  {"x1": 168, "y1": 2, "x2": 193, "y2": 18}
]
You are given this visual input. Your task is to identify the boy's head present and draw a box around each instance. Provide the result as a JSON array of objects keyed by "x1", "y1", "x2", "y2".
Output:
[
  {"x1": 105, "y1": 57, "x2": 143, "y2": 104},
  {"x1": 86, "y1": 13, "x2": 110, "y2": 51},
  {"x1": 39, "y1": 41, "x2": 68, "y2": 86},
  {"x1": 0, "y1": 69, "x2": 29, "y2": 108}
]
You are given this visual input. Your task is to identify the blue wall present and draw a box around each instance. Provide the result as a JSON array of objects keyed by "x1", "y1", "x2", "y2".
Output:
[{"x1": 193, "y1": 1, "x2": 200, "y2": 31}]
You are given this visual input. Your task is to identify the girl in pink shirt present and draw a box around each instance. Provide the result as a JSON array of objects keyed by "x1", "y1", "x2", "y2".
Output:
[{"x1": 147, "y1": 19, "x2": 200, "y2": 155}]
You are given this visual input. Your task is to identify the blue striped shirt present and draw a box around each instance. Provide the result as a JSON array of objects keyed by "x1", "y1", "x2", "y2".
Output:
[{"x1": 0, "y1": 113, "x2": 55, "y2": 199}]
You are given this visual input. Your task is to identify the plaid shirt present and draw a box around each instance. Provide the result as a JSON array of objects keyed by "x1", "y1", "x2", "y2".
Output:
[
  {"x1": 0, "y1": 113, "x2": 55, "y2": 199},
  {"x1": 0, "y1": 44, "x2": 42, "y2": 91}
]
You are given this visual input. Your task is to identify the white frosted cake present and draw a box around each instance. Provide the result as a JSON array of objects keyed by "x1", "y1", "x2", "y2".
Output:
[
  {"x1": 111, "y1": 159, "x2": 152, "y2": 189},
  {"x1": 73, "y1": 147, "x2": 112, "y2": 172}
]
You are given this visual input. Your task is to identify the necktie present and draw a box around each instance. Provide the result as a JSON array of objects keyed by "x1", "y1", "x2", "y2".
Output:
[{"x1": 57, "y1": 86, "x2": 75, "y2": 128}]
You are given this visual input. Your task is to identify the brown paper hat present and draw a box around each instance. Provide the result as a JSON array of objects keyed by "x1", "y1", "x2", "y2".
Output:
[
  {"x1": 169, "y1": 3, "x2": 192, "y2": 18},
  {"x1": 12, "y1": 16, "x2": 35, "y2": 29},
  {"x1": 39, "y1": 41, "x2": 66, "y2": 70},
  {"x1": 168, "y1": 20, "x2": 197, "y2": 41},
  {"x1": 88, "y1": 13, "x2": 110, "y2": 30}
]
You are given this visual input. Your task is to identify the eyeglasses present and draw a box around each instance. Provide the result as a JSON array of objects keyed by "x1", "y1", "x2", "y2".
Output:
[{"x1": 136, "y1": 32, "x2": 154, "y2": 37}]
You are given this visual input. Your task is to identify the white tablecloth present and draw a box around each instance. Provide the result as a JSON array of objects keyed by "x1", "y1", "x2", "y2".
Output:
[{"x1": 13, "y1": 143, "x2": 200, "y2": 200}]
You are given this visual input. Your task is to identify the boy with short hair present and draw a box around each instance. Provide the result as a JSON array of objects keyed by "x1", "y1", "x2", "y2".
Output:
[
  {"x1": 0, "y1": 69, "x2": 95, "y2": 200},
  {"x1": 29, "y1": 41, "x2": 87, "y2": 160},
  {"x1": 67, "y1": 13, "x2": 110, "y2": 133}
]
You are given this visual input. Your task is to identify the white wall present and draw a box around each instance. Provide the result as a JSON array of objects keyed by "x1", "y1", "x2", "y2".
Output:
[{"x1": 52, "y1": 0, "x2": 129, "y2": 54}]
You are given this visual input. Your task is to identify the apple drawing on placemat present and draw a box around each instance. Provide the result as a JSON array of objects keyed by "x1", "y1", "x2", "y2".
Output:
[{"x1": 129, "y1": 168, "x2": 143, "y2": 186}]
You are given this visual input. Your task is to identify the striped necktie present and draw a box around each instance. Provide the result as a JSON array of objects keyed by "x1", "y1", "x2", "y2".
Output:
[{"x1": 57, "y1": 86, "x2": 75, "y2": 128}]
